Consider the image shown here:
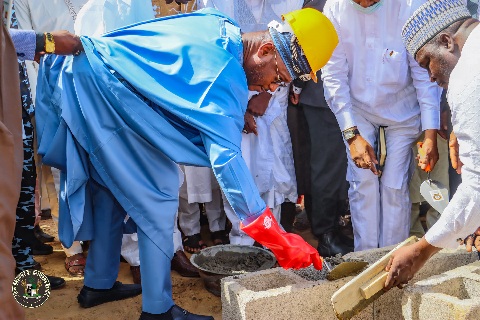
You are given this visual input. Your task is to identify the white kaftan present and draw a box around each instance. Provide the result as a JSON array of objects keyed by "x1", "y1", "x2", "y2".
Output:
[
  {"x1": 178, "y1": 165, "x2": 226, "y2": 236},
  {"x1": 425, "y1": 25, "x2": 480, "y2": 249},
  {"x1": 322, "y1": 0, "x2": 441, "y2": 250}
]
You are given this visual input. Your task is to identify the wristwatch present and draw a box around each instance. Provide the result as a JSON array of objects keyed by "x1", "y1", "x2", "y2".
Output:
[
  {"x1": 44, "y1": 32, "x2": 55, "y2": 54},
  {"x1": 343, "y1": 127, "x2": 360, "y2": 141}
]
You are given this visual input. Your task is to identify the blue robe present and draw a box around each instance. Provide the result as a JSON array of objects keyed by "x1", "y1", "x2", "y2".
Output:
[{"x1": 35, "y1": 9, "x2": 266, "y2": 258}]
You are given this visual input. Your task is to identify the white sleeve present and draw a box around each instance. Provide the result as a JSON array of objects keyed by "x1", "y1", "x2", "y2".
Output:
[
  {"x1": 425, "y1": 183, "x2": 480, "y2": 248},
  {"x1": 75, "y1": 0, "x2": 105, "y2": 36},
  {"x1": 425, "y1": 68, "x2": 480, "y2": 248},
  {"x1": 407, "y1": 52, "x2": 441, "y2": 131},
  {"x1": 320, "y1": 3, "x2": 355, "y2": 131}
]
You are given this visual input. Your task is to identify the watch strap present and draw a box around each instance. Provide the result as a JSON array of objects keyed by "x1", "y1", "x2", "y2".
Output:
[{"x1": 35, "y1": 33, "x2": 45, "y2": 54}]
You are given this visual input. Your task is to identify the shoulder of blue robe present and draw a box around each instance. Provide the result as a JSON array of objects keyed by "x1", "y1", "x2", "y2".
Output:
[{"x1": 83, "y1": 8, "x2": 248, "y2": 153}]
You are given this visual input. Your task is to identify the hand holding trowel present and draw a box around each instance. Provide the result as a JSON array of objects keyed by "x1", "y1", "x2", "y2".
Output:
[
  {"x1": 417, "y1": 142, "x2": 449, "y2": 213},
  {"x1": 331, "y1": 237, "x2": 419, "y2": 319}
]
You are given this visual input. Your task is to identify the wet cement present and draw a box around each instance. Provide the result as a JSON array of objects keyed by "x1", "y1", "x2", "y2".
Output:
[
  {"x1": 198, "y1": 251, "x2": 274, "y2": 274},
  {"x1": 293, "y1": 255, "x2": 365, "y2": 281},
  {"x1": 293, "y1": 265, "x2": 329, "y2": 281}
]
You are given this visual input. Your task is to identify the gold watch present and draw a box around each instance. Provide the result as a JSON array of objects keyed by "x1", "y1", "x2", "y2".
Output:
[
  {"x1": 44, "y1": 32, "x2": 55, "y2": 54},
  {"x1": 343, "y1": 127, "x2": 360, "y2": 141}
]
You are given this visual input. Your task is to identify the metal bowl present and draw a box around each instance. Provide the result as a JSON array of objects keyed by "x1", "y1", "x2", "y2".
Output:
[{"x1": 190, "y1": 245, "x2": 276, "y2": 296}]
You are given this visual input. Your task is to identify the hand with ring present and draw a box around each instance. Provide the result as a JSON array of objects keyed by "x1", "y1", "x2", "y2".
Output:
[{"x1": 464, "y1": 227, "x2": 480, "y2": 253}]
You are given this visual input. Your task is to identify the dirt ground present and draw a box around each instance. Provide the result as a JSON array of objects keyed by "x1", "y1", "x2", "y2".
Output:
[{"x1": 25, "y1": 218, "x2": 318, "y2": 320}]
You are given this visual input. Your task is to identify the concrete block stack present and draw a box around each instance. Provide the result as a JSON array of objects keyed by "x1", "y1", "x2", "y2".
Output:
[
  {"x1": 221, "y1": 246, "x2": 479, "y2": 320},
  {"x1": 403, "y1": 261, "x2": 480, "y2": 320}
]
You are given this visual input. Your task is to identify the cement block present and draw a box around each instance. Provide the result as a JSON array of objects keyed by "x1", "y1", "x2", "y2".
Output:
[
  {"x1": 403, "y1": 261, "x2": 480, "y2": 320},
  {"x1": 366, "y1": 248, "x2": 479, "y2": 320},
  {"x1": 221, "y1": 267, "x2": 359, "y2": 320},
  {"x1": 222, "y1": 246, "x2": 479, "y2": 320}
]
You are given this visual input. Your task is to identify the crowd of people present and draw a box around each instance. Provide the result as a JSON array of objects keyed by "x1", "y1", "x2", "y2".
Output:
[{"x1": 1, "y1": 0, "x2": 480, "y2": 319}]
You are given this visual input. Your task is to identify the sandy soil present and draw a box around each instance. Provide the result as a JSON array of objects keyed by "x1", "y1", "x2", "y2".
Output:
[
  {"x1": 25, "y1": 217, "x2": 318, "y2": 320},
  {"x1": 25, "y1": 219, "x2": 222, "y2": 320}
]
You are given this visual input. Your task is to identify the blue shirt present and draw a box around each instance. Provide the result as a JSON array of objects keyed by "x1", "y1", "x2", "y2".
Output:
[{"x1": 35, "y1": 9, "x2": 266, "y2": 250}]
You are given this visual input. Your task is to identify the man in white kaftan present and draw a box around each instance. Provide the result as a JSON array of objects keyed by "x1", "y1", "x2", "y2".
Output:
[
  {"x1": 321, "y1": 0, "x2": 441, "y2": 251},
  {"x1": 386, "y1": 0, "x2": 480, "y2": 289}
]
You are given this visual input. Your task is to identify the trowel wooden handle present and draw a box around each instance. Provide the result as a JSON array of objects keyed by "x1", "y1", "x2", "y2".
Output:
[{"x1": 359, "y1": 271, "x2": 388, "y2": 299}]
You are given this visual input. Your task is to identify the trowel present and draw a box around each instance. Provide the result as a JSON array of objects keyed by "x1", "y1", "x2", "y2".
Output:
[
  {"x1": 417, "y1": 142, "x2": 449, "y2": 213},
  {"x1": 331, "y1": 236, "x2": 418, "y2": 319},
  {"x1": 323, "y1": 259, "x2": 368, "y2": 281}
]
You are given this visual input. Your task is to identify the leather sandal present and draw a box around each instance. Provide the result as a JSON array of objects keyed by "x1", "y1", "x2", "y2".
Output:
[
  {"x1": 65, "y1": 253, "x2": 86, "y2": 277},
  {"x1": 210, "y1": 230, "x2": 230, "y2": 246},
  {"x1": 182, "y1": 233, "x2": 207, "y2": 254}
]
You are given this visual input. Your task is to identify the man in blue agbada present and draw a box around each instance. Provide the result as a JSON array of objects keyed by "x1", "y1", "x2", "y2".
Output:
[{"x1": 35, "y1": 7, "x2": 338, "y2": 320}]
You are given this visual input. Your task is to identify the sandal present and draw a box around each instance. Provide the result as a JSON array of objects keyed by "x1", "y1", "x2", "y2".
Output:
[
  {"x1": 211, "y1": 230, "x2": 230, "y2": 246},
  {"x1": 182, "y1": 233, "x2": 207, "y2": 254},
  {"x1": 65, "y1": 253, "x2": 86, "y2": 277}
]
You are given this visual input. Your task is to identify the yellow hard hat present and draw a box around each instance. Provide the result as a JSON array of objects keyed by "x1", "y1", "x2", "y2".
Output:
[{"x1": 282, "y1": 8, "x2": 338, "y2": 82}]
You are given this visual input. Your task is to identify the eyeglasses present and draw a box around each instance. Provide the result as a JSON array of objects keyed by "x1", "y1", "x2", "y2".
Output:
[{"x1": 274, "y1": 51, "x2": 288, "y2": 87}]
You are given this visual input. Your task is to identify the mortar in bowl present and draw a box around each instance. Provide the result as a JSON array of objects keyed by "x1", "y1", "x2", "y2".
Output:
[{"x1": 190, "y1": 244, "x2": 276, "y2": 296}]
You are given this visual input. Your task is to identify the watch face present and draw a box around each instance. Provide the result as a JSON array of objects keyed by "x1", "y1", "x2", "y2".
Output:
[
  {"x1": 45, "y1": 42, "x2": 54, "y2": 53},
  {"x1": 45, "y1": 33, "x2": 55, "y2": 53},
  {"x1": 344, "y1": 129, "x2": 359, "y2": 140},
  {"x1": 343, "y1": 130, "x2": 354, "y2": 140}
]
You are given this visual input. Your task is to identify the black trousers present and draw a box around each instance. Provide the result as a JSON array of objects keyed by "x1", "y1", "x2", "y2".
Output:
[
  {"x1": 286, "y1": 103, "x2": 310, "y2": 233},
  {"x1": 291, "y1": 104, "x2": 349, "y2": 236}
]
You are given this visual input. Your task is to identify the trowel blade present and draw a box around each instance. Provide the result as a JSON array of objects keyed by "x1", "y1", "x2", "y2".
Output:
[
  {"x1": 420, "y1": 179, "x2": 449, "y2": 214},
  {"x1": 326, "y1": 261, "x2": 368, "y2": 281}
]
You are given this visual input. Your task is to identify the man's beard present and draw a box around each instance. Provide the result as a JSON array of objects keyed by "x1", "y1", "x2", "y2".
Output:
[
  {"x1": 436, "y1": 55, "x2": 454, "y2": 88},
  {"x1": 246, "y1": 61, "x2": 266, "y2": 86}
]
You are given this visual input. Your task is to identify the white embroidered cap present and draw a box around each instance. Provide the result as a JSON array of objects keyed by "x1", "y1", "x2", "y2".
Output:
[{"x1": 402, "y1": 0, "x2": 471, "y2": 58}]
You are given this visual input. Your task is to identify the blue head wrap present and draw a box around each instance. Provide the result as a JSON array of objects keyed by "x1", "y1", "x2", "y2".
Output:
[{"x1": 269, "y1": 27, "x2": 312, "y2": 81}]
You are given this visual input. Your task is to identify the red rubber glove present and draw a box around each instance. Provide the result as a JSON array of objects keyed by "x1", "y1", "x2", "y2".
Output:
[{"x1": 240, "y1": 207, "x2": 323, "y2": 270}]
